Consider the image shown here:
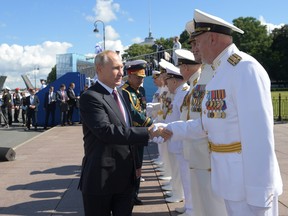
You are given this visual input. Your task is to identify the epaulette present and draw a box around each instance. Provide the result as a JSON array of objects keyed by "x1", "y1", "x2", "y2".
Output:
[
  {"x1": 182, "y1": 86, "x2": 189, "y2": 91},
  {"x1": 121, "y1": 83, "x2": 129, "y2": 89},
  {"x1": 227, "y1": 53, "x2": 242, "y2": 66},
  {"x1": 193, "y1": 78, "x2": 198, "y2": 87}
]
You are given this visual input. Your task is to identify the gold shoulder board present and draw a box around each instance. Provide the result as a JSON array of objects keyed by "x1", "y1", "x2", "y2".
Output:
[
  {"x1": 227, "y1": 53, "x2": 242, "y2": 66},
  {"x1": 121, "y1": 83, "x2": 129, "y2": 89},
  {"x1": 182, "y1": 86, "x2": 189, "y2": 91}
]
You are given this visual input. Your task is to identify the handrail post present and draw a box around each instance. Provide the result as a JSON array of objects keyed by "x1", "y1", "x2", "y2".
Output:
[{"x1": 277, "y1": 93, "x2": 282, "y2": 121}]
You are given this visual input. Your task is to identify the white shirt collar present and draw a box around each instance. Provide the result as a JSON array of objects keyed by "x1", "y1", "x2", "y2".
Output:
[{"x1": 97, "y1": 80, "x2": 116, "y2": 94}]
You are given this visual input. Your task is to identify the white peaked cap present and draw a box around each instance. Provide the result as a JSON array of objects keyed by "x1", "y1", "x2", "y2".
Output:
[
  {"x1": 175, "y1": 49, "x2": 200, "y2": 65},
  {"x1": 186, "y1": 9, "x2": 244, "y2": 37},
  {"x1": 165, "y1": 63, "x2": 183, "y2": 79},
  {"x1": 159, "y1": 59, "x2": 174, "y2": 69}
]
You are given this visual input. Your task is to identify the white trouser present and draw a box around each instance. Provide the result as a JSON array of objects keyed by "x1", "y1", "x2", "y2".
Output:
[
  {"x1": 160, "y1": 142, "x2": 171, "y2": 177},
  {"x1": 168, "y1": 152, "x2": 183, "y2": 198},
  {"x1": 176, "y1": 154, "x2": 193, "y2": 213},
  {"x1": 190, "y1": 169, "x2": 227, "y2": 216},
  {"x1": 224, "y1": 197, "x2": 278, "y2": 216}
]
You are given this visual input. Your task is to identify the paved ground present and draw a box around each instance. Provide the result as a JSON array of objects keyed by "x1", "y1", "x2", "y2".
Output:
[{"x1": 0, "y1": 123, "x2": 287, "y2": 216}]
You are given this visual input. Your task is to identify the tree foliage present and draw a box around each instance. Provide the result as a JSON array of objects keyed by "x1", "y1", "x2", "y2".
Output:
[
  {"x1": 232, "y1": 17, "x2": 272, "y2": 69},
  {"x1": 269, "y1": 25, "x2": 288, "y2": 82},
  {"x1": 46, "y1": 65, "x2": 56, "y2": 84}
]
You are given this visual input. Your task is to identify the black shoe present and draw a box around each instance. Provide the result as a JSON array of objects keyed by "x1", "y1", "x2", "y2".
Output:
[{"x1": 133, "y1": 197, "x2": 143, "y2": 205}]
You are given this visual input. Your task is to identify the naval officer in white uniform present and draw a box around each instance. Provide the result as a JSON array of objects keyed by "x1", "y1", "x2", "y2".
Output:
[
  {"x1": 161, "y1": 9, "x2": 282, "y2": 216},
  {"x1": 173, "y1": 48, "x2": 228, "y2": 216},
  {"x1": 163, "y1": 63, "x2": 188, "y2": 204}
]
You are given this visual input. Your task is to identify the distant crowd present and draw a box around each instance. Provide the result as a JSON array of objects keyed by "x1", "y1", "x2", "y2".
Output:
[{"x1": 0, "y1": 83, "x2": 88, "y2": 130}]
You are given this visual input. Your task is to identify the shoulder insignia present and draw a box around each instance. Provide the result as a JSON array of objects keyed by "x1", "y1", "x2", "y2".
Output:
[
  {"x1": 182, "y1": 86, "x2": 189, "y2": 91},
  {"x1": 193, "y1": 78, "x2": 198, "y2": 87},
  {"x1": 227, "y1": 53, "x2": 242, "y2": 66},
  {"x1": 121, "y1": 83, "x2": 129, "y2": 89}
]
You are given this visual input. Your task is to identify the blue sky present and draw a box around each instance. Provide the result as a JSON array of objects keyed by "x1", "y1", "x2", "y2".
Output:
[{"x1": 0, "y1": 0, "x2": 287, "y2": 89}]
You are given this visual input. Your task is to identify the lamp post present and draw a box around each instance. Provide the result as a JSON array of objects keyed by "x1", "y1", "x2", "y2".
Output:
[
  {"x1": 93, "y1": 20, "x2": 106, "y2": 50},
  {"x1": 34, "y1": 67, "x2": 39, "y2": 90}
]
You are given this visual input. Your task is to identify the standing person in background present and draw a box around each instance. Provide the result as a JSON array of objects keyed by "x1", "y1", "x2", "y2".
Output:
[
  {"x1": 121, "y1": 59, "x2": 153, "y2": 206},
  {"x1": 172, "y1": 36, "x2": 182, "y2": 66},
  {"x1": 78, "y1": 50, "x2": 159, "y2": 216},
  {"x1": 20, "y1": 91, "x2": 27, "y2": 127},
  {"x1": 67, "y1": 82, "x2": 79, "y2": 125},
  {"x1": 44, "y1": 86, "x2": 57, "y2": 130},
  {"x1": 13, "y1": 87, "x2": 21, "y2": 123},
  {"x1": 25, "y1": 88, "x2": 40, "y2": 131},
  {"x1": 1, "y1": 87, "x2": 13, "y2": 126},
  {"x1": 56, "y1": 84, "x2": 69, "y2": 126}
]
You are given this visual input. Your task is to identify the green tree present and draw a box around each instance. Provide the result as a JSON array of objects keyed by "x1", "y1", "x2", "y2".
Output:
[
  {"x1": 232, "y1": 17, "x2": 272, "y2": 70},
  {"x1": 269, "y1": 25, "x2": 288, "y2": 82},
  {"x1": 179, "y1": 30, "x2": 191, "y2": 50},
  {"x1": 123, "y1": 44, "x2": 154, "y2": 61},
  {"x1": 46, "y1": 65, "x2": 56, "y2": 84}
]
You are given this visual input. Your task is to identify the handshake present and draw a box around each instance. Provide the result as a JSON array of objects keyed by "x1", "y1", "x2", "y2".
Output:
[{"x1": 148, "y1": 123, "x2": 173, "y2": 143}]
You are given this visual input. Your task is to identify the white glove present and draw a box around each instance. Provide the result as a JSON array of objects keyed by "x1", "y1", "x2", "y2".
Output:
[
  {"x1": 152, "y1": 136, "x2": 165, "y2": 144},
  {"x1": 153, "y1": 123, "x2": 168, "y2": 132}
]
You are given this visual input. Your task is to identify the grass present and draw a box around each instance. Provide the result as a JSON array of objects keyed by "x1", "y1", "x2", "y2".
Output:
[
  {"x1": 271, "y1": 91, "x2": 288, "y2": 121},
  {"x1": 271, "y1": 91, "x2": 288, "y2": 99}
]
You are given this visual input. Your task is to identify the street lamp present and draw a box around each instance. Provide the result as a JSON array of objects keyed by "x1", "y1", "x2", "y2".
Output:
[
  {"x1": 34, "y1": 67, "x2": 39, "y2": 90},
  {"x1": 93, "y1": 20, "x2": 106, "y2": 50}
]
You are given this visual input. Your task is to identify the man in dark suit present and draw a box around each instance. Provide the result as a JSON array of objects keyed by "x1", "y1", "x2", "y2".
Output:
[
  {"x1": 79, "y1": 50, "x2": 163, "y2": 216},
  {"x1": 25, "y1": 88, "x2": 40, "y2": 131},
  {"x1": 43, "y1": 86, "x2": 57, "y2": 129},
  {"x1": 67, "y1": 82, "x2": 79, "y2": 125},
  {"x1": 56, "y1": 84, "x2": 69, "y2": 126}
]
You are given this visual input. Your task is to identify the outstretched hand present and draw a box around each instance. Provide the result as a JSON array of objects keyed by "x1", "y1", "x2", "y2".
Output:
[{"x1": 148, "y1": 124, "x2": 173, "y2": 142}]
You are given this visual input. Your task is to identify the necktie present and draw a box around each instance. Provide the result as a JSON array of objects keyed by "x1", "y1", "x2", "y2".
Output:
[{"x1": 112, "y1": 90, "x2": 126, "y2": 122}]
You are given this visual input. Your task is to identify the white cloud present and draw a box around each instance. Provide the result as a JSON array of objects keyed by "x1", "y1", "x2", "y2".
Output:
[
  {"x1": 0, "y1": 41, "x2": 72, "y2": 89},
  {"x1": 92, "y1": 0, "x2": 119, "y2": 23},
  {"x1": 132, "y1": 37, "x2": 143, "y2": 44},
  {"x1": 259, "y1": 16, "x2": 285, "y2": 33}
]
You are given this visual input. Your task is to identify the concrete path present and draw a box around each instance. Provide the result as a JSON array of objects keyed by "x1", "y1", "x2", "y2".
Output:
[{"x1": 0, "y1": 123, "x2": 287, "y2": 216}]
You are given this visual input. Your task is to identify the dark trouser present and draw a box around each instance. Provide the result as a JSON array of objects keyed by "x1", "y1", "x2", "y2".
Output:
[
  {"x1": 45, "y1": 107, "x2": 55, "y2": 127},
  {"x1": 21, "y1": 109, "x2": 26, "y2": 125},
  {"x1": 82, "y1": 188, "x2": 134, "y2": 216},
  {"x1": 60, "y1": 111, "x2": 67, "y2": 125},
  {"x1": 14, "y1": 107, "x2": 20, "y2": 122},
  {"x1": 135, "y1": 145, "x2": 144, "y2": 197},
  {"x1": 26, "y1": 109, "x2": 37, "y2": 129},
  {"x1": 67, "y1": 105, "x2": 74, "y2": 124},
  {"x1": 2, "y1": 107, "x2": 12, "y2": 125}
]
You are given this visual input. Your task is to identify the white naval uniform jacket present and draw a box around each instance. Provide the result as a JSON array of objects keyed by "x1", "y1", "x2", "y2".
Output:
[
  {"x1": 156, "y1": 86, "x2": 171, "y2": 123},
  {"x1": 168, "y1": 43, "x2": 283, "y2": 208},
  {"x1": 180, "y1": 66, "x2": 214, "y2": 169},
  {"x1": 165, "y1": 82, "x2": 189, "y2": 154}
]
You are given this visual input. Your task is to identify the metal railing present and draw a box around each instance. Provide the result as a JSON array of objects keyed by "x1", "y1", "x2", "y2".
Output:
[{"x1": 272, "y1": 93, "x2": 288, "y2": 121}]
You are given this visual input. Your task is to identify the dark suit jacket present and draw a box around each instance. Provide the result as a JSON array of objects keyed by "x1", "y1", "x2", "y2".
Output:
[
  {"x1": 44, "y1": 92, "x2": 57, "y2": 110},
  {"x1": 67, "y1": 87, "x2": 77, "y2": 106},
  {"x1": 78, "y1": 81, "x2": 149, "y2": 195},
  {"x1": 26, "y1": 95, "x2": 40, "y2": 111}
]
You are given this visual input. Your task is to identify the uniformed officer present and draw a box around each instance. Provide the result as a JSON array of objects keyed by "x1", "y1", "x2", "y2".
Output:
[
  {"x1": 174, "y1": 49, "x2": 202, "y2": 216},
  {"x1": 121, "y1": 59, "x2": 153, "y2": 205},
  {"x1": 154, "y1": 59, "x2": 174, "y2": 182},
  {"x1": 147, "y1": 70, "x2": 163, "y2": 166},
  {"x1": 164, "y1": 9, "x2": 282, "y2": 216},
  {"x1": 174, "y1": 48, "x2": 227, "y2": 216},
  {"x1": 162, "y1": 63, "x2": 187, "y2": 204}
]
